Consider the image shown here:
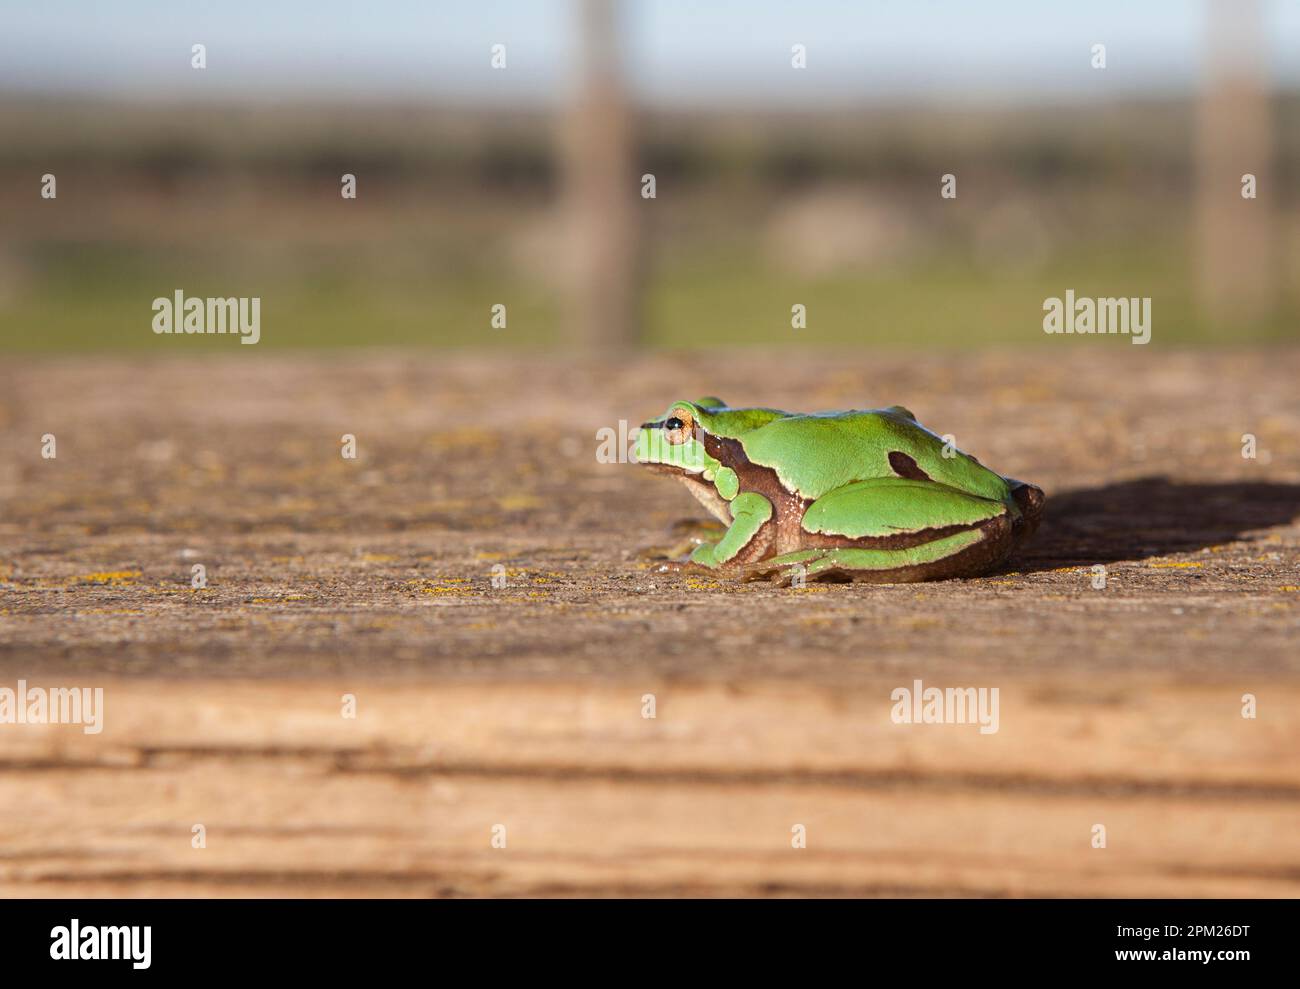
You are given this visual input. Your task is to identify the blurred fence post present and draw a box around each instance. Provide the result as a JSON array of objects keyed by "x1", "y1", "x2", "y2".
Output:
[
  {"x1": 1195, "y1": 0, "x2": 1276, "y2": 329},
  {"x1": 562, "y1": 0, "x2": 643, "y2": 352}
]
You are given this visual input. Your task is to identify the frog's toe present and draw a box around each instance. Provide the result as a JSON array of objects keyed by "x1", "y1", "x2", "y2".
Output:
[{"x1": 740, "y1": 550, "x2": 822, "y2": 584}]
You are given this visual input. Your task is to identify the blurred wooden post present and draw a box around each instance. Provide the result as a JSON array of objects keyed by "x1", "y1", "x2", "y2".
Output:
[
  {"x1": 1195, "y1": 0, "x2": 1276, "y2": 328},
  {"x1": 563, "y1": 0, "x2": 642, "y2": 351}
]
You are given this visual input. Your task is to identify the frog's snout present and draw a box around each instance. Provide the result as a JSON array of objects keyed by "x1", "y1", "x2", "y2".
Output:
[{"x1": 632, "y1": 424, "x2": 657, "y2": 465}]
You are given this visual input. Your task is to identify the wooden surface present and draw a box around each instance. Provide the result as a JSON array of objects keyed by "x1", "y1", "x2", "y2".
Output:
[
  {"x1": 3, "y1": 677, "x2": 1298, "y2": 897},
  {"x1": 1, "y1": 350, "x2": 1298, "y2": 896}
]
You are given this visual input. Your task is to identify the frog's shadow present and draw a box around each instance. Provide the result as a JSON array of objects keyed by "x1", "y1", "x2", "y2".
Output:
[{"x1": 1010, "y1": 477, "x2": 1300, "y2": 573}]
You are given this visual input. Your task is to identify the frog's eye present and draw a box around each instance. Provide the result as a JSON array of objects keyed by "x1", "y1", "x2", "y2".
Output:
[{"x1": 663, "y1": 410, "x2": 694, "y2": 445}]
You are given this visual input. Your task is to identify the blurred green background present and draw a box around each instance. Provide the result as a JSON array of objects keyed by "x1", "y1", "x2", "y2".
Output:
[{"x1": 1, "y1": 1, "x2": 1297, "y2": 353}]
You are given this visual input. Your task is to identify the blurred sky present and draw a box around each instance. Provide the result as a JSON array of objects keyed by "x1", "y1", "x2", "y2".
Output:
[{"x1": 1, "y1": 0, "x2": 1298, "y2": 106}]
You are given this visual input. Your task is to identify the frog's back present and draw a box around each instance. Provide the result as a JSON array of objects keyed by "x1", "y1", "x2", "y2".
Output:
[{"x1": 740, "y1": 407, "x2": 1011, "y2": 503}]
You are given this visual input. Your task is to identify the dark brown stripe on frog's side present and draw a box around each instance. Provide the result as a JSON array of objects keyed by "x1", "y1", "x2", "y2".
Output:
[
  {"x1": 698, "y1": 432, "x2": 811, "y2": 555},
  {"x1": 700, "y1": 433, "x2": 812, "y2": 514}
]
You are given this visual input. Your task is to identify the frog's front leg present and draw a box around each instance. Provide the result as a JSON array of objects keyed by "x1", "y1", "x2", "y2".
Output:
[{"x1": 689, "y1": 491, "x2": 773, "y2": 568}]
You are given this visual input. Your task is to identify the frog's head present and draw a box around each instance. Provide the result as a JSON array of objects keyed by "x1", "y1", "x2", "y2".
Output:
[
  {"x1": 635, "y1": 397, "x2": 731, "y2": 478},
  {"x1": 636, "y1": 397, "x2": 794, "y2": 520},
  {"x1": 635, "y1": 397, "x2": 747, "y2": 520}
]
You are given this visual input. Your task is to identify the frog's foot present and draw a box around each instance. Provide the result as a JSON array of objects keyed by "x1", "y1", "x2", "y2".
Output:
[
  {"x1": 740, "y1": 549, "x2": 828, "y2": 586},
  {"x1": 689, "y1": 540, "x2": 741, "y2": 569},
  {"x1": 685, "y1": 492, "x2": 775, "y2": 570}
]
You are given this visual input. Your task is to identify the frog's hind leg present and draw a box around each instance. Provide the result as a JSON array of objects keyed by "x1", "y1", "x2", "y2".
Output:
[
  {"x1": 745, "y1": 477, "x2": 1016, "y2": 584},
  {"x1": 745, "y1": 525, "x2": 1010, "y2": 585}
]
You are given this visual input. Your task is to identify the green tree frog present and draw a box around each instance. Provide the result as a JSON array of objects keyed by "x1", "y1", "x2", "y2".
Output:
[{"x1": 635, "y1": 398, "x2": 1044, "y2": 583}]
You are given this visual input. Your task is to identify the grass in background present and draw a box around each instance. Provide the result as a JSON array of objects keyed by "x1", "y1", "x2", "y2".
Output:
[
  {"x1": 2, "y1": 98, "x2": 1297, "y2": 354},
  {"x1": 1, "y1": 239, "x2": 1292, "y2": 354}
]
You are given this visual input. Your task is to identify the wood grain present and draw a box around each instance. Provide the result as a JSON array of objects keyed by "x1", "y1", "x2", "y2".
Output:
[{"x1": 2, "y1": 676, "x2": 1296, "y2": 897}]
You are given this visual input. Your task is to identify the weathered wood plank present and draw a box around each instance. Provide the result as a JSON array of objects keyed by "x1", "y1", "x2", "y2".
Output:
[{"x1": 2, "y1": 676, "x2": 1296, "y2": 897}]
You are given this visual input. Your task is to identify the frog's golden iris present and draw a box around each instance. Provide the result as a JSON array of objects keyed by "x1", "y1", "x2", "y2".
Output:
[{"x1": 662, "y1": 410, "x2": 693, "y2": 446}]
